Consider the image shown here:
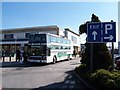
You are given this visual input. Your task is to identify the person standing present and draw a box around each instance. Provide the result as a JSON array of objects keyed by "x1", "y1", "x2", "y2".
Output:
[
  {"x1": 16, "y1": 49, "x2": 20, "y2": 61},
  {"x1": 23, "y1": 51, "x2": 27, "y2": 62}
]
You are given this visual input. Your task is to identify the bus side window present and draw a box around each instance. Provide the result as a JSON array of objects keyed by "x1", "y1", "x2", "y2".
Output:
[{"x1": 47, "y1": 48, "x2": 51, "y2": 56}]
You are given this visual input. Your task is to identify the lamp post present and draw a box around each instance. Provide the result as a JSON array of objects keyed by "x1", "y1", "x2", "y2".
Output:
[{"x1": 14, "y1": 36, "x2": 16, "y2": 55}]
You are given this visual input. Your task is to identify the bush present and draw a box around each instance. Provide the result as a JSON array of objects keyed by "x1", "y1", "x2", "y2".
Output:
[
  {"x1": 75, "y1": 64, "x2": 88, "y2": 76},
  {"x1": 88, "y1": 69, "x2": 120, "y2": 88},
  {"x1": 75, "y1": 65, "x2": 120, "y2": 88}
]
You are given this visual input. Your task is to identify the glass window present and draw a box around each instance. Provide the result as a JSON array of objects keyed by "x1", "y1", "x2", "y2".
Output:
[
  {"x1": 56, "y1": 37, "x2": 61, "y2": 43},
  {"x1": 47, "y1": 35, "x2": 51, "y2": 43},
  {"x1": 69, "y1": 47, "x2": 71, "y2": 49},
  {"x1": 47, "y1": 48, "x2": 51, "y2": 56},
  {"x1": 4, "y1": 34, "x2": 14, "y2": 39},
  {"x1": 25, "y1": 33, "x2": 32, "y2": 38},
  {"x1": 28, "y1": 45, "x2": 46, "y2": 56},
  {"x1": 50, "y1": 36, "x2": 56, "y2": 42},
  {"x1": 61, "y1": 46, "x2": 63, "y2": 49},
  {"x1": 29, "y1": 34, "x2": 46, "y2": 43},
  {"x1": 40, "y1": 34, "x2": 46, "y2": 42},
  {"x1": 55, "y1": 46, "x2": 59, "y2": 49},
  {"x1": 35, "y1": 35, "x2": 41, "y2": 42},
  {"x1": 63, "y1": 39, "x2": 67, "y2": 44},
  {"x1": 51, "y1": 45, "x2": 56, "y2": 49}
]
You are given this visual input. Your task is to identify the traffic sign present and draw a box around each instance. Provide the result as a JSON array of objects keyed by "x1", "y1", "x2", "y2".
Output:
[{"x1": 87, "y1": 22, "x2": 116, "y2": 43}]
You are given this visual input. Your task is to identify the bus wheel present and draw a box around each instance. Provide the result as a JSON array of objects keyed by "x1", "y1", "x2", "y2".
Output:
[{"x1": 53, "y1": 56, "x2": 57, "y2": 64}]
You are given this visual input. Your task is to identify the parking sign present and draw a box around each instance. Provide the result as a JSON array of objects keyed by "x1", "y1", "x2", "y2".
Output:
[{"x1": 87, "y1": 22, "x2": 116, "y2": 43}]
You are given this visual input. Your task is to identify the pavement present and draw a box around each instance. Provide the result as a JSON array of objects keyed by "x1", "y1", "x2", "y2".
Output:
[{"x1": 0, "y1": 58, "x2": 95, "y2": 90}]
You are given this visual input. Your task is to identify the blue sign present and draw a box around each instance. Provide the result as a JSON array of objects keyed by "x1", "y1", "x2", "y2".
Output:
[{"x1": 87, "y1": 22, "x2": 116, "y2": 43}]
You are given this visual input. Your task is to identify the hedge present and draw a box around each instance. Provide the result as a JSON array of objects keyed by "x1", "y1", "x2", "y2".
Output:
[{"x1": 75, "y1": 65, "x2": 120, "y2": 88}]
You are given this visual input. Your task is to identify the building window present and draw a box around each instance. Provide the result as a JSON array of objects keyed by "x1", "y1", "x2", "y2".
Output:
[
  {"x1": 25, "y1": 32, "x2": 37, "y2": 38},
  {"x1": 25, "y1": 33, "x2": 31, "y2": 38},
  {"x1": 50, "y1": 36, "x2": 56, "y2": 42},
  {"x1": 4, "y1": 34, "x2": 14, "y2": 39}
]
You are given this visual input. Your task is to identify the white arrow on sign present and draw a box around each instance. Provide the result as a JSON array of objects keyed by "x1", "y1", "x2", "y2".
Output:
[
  {"x1": 92, "y1": 31, "x2": 97, "y2": 40},
  {"x1": 104, "y1": 35, "x2": 113, "y2": 41}
]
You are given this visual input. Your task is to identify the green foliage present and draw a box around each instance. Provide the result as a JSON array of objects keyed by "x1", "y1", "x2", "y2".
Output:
[
  {"x1": 91, "y1": 14, "x2": 101, "y2": 22},
  {"x1": 79, "y1": 22, "x2": 87, "y2": 34},
  {"x1": 79, "y1": 14, "x2": 112, "y2": 71},
  {"x1": 88, "y1": 69, "x2": 120, "y2": 88},
  {"x1": 75, "y1": 65, "x2": 120, "y2": 88},
  {"x1": 75, "y1": 64, "x2": 91, "y2": 80},
  {"x1": 75, "y1": 64, "x2": 87, "y2": 74}
]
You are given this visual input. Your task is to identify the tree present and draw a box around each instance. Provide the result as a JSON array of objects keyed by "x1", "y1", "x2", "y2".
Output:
[{"x1": 79, "y1": 14, "x2": 112, "y2": 71}]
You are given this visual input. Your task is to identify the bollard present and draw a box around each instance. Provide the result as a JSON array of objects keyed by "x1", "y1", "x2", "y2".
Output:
[{"x1": 9, "y1": 55, "x2": 11, "y2": 62}]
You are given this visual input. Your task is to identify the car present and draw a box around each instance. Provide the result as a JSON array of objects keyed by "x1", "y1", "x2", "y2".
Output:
[{"x1": 115, "y1": 55, "x2": 120, "y2": 69}]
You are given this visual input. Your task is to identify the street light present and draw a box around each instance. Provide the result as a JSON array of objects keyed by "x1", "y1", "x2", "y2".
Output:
[{"x1": 14, "y1": 36, "x2": 17, "y2": 55}]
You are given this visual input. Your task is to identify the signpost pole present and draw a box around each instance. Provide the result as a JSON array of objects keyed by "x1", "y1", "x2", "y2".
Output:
[
  {"x1": 111, "y1": 42, "x2": 115, "y2": 70},
  {"x1": 111, "y1": 20, "x2": 115, "y2": 71},
  {"x1": 90, "y1": 43, "x2": 93, "y2": 71}
]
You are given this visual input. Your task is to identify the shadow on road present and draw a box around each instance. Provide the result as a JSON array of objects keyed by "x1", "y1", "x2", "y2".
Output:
[
  {"x1": 31, "y1": 70, "x2": 88, "y2": 90},
  {"x1": 1, "y1": 59, "x2": 74, "y2": 68},
  {"x1": 1, "y1": 62, "x2": 48, "y2": 68}
]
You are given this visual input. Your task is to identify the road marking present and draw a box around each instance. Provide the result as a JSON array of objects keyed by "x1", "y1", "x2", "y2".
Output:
[
  {"x1": 64, "y1": 80, "x2": 70, "y2": 84},
  {"x1": 68, "y1": 75, "x2": 72, "y2": 79},
  {"x1": 62, "y1": 85, "x2": 68, "y2": 88},
  {"x1": 70, "y1": 81, "x2": 75, "y2": 85},
  {"x1": 69, "y1": 85, "x2": 74, "y2": 88}
]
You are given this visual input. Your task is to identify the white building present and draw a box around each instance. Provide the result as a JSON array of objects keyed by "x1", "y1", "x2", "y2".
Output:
[
  {"x1": 64, "y1": 28, "x2": 80, "y2": 56},
  {"x1": 0, "y1": 25, "x2": 80, "y2": 57}
]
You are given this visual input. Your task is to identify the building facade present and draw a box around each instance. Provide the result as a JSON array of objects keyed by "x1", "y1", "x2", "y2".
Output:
[
  {"x1": 0, "y1": 25, "x2": 80, "y2": 57},
  {"x1": 64, "y1": 28, "x2": 80, "y2": 57}
]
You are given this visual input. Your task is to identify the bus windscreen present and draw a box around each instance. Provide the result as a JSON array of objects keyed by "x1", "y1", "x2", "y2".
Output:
[
  {"x1": 29, "y1": 34, "x2": 46, "y2": 43},
  {"x1": 28, "y1": 45, "x2": 46, "y2": 56}
]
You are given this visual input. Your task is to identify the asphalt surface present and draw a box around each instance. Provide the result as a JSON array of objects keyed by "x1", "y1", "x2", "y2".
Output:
[{"x1": 2, "y1": 57, "x2": 88, "y2": 89}]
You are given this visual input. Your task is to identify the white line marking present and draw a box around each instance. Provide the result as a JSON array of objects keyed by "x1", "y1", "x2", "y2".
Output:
[
  {"x1": 68, "y1": 75, "x2": 72, "y2": 79},
  {"x1": 69, "y1": 85, "x2": 74, "y2": 88},
  {"x1": 65, "y1": 80, "x2": 70, "y2": 84},
  {"x1": 70, "y1": 81, "x2": 75, "y2": 85},
  {"x1": 62, "y1": 85, "x2": 68, "y2": 88}
]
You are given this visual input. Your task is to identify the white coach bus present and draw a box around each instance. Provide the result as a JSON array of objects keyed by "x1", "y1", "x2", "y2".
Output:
[{"x1": 27, "y1": 33, "x2": 73, "y2": 63}]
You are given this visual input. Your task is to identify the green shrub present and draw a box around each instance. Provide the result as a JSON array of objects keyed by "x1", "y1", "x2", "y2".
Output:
[
  {"x1": 88, "y1": 69, "x2": 120, "y2": 88},
  {"x1": 75, "y1": 65, "x2": 120, "y2": 88},
  {"x1": 105, "y1": 79, "x2": 116, "y2": 88},
  {"x1": 75, "y1": 64, "x2": 89, "y2": 74},
  {"x1": 111, "y1": 71, "x2": 120, "y2": 88}
]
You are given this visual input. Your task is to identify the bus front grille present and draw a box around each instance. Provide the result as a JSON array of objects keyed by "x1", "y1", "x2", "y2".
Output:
[{"x1": 29, "y1": 56, "x2": 46, "y2": 60}]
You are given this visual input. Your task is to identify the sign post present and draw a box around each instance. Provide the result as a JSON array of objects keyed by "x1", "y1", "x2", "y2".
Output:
[
  {"x1": 90, "y1": 43, "x2": 93, "y2": 71},
  {"x1": 87, "y1": 22, "x2": 116, "y2": 71},
  {"x1": 112, "y1": 42, "x2": 115, "y2": 70}
]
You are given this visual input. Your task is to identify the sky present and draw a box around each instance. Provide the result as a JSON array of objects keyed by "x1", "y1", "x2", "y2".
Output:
[
  {"x1": 118, "y1": 1, "x2": 120, "y2": 41},
  {"x1": 1, "y1": 1, "x2": 119, "y2": 47}
]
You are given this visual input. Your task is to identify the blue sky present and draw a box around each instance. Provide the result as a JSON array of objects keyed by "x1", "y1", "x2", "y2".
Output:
[{"x1": 2, "y1": 2, "x2": 118, "y2": 46}]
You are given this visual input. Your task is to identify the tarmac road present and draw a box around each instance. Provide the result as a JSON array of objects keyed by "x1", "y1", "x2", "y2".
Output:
[{"x1": 2, "y1": 57, "x2": 88, "y2": 89}]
